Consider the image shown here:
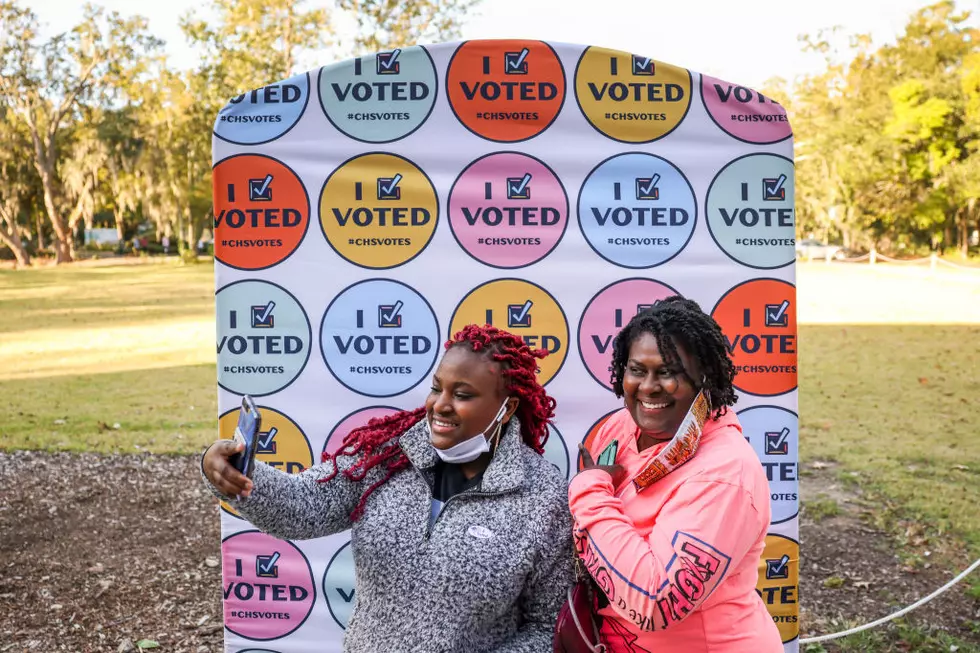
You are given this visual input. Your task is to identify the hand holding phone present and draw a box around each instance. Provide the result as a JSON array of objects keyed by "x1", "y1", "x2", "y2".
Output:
[
  {"x1": 578, "y1": 439, "x2": 625, "y2": 485},
  {"x1": 228, "y1": 395, "x2": 262, "y2": 479}
]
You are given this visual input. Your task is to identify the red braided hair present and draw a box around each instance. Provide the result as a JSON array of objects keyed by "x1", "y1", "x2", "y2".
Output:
[{"x1": 317, "y1": 323, "x2": 557, "y2": 521}]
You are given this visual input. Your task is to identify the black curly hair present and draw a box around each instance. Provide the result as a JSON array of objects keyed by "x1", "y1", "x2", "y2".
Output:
[{"x1": 609, "y1": 295, "x2": 737, "y2": 418}]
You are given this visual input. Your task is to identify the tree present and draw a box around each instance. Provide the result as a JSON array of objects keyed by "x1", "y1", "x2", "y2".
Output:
[
  {"x1": 336, "y1": 0, "x2": 479, "y2": 55},
  {"x1": 0, "y1": 107, "x2": 39, "y2": 266},
  {"x1": 0, "y1": 2, "x2": 160, "y2": 263}
]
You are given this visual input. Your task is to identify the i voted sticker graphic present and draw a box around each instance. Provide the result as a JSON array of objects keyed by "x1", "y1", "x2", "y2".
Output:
[
  {"x1": 575, "y1": 48, "x2": 692, "y2": 143},
  {"x1": 318, "y1": 46, "x2": 437, "y2": 143},
  {"x1": 214, "y1": 73, "x2": 311, "y2": 145},
  {"x1": 448, "y1": 152, "x2": 568, "y2": 268},
  {"x1": 323, "y1": 541, "x2": 356, "y2": 629},
  {"x1": 700, "y1": 74, "x2": 791, "y2": 144},
  {"x1": 446, "y1": 40, "x2": 566, "y2": 142},
  {"x1": 218, "y1": 406, "x2": 313, "y2": 519},
  {"x1": 711, "y1": 278, "x2": 797, "y2": 396},
  {"x1": 756, "y1": 534, "x2": 800, "y2": 643},
  {"x1": 322, "y1": 405, "x2": 402, "y2": 458},
  {"x1": 578, "y1": 153, "x2": 696, "y2": 268},
  {"x1": 578, "y1": 278, "x2": 680, "y2": 390},
  {"x1": 216, "y1": 280, "x2": 312, "y2": 397},
  {"x1": 706, "y1": 154, "x2": 795, "y2": 269},
  {"x1": 738, "y1": 405, "x2": 799, "y2": 524},
  {"x1": 319, "y1": 152, "x2": 438, "y2": 269},
  {"x1": 222, "y1": 530, "x2": 316, "y2": 640},
  {"x1": 212, "y1": 154, "x2": 310, "y2": 270},
  {"x1": 320, "y1": 279, "x2": 439, "y2": 397},
  {"x1": 543, "y1": 423, "x2": 570, "y2": 479},
  {"x1": 449, "y1": 279, "x2": 568, "y2": 386},
  {"x1": 578, "y1": 410, "x2": 618, "y2": 471}
]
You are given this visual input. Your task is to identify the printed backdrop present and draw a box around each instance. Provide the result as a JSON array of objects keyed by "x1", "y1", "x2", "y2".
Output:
[{"x1": 211, "y1": 39, "x2": 799, "y2": 653}]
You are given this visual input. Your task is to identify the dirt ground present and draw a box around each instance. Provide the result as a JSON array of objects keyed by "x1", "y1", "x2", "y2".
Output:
[{"x1": 0, "y1": 451, "x2": 977, "y2": 652}]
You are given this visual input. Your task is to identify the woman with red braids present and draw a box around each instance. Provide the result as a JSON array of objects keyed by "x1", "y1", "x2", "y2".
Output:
[{"x1": 201, "y1": 324, "x2": 574, "y2": 653}]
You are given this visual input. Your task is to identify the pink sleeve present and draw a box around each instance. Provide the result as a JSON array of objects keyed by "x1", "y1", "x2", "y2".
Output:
[{"x1": 568, "y1": 473, "x2": 763, "y2": 631}]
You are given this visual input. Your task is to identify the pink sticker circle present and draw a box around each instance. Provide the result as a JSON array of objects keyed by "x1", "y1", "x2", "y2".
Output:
[
  {"x1": 322, "y1": 406, "x2": 403, "y2": 458},
  {"x1": 448, "y1": 152, "x2": 569, "y2": 268},
  {"x1": 577, "y1": 278, "x2": 680, "y2": 390},
  {"x1": 222, "y1": 530, "x2": 315, "y2": 640},
  {"x1": 700, "y1": 74, "x2": 791, "y2": 144}
]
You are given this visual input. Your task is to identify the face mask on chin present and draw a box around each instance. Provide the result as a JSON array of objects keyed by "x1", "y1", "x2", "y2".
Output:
[{"x1": 429, "y1": 399, "x2": 511, "y2": 464}]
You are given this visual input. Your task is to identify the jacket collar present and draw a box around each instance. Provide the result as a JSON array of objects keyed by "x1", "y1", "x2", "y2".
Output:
[{"x1": 398, "y1": 416, "x2": 527, "y2": 494}]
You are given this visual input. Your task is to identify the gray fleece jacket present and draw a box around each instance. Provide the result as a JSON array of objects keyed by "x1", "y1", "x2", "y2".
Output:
[{"x1": 210, "y1": 416, "x2": 575, "y2": 652}]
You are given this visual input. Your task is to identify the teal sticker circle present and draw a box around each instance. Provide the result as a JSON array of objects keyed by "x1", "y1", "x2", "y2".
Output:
[
  {"x1": 705, "y1": 154, "x2": 795, "y2": 269},
  {"x1": 318, "y1": 46, "x2": 438, "y2": 143},
  {"x1": 216, "y1": 280, "x2": 312, "y2": 397}
]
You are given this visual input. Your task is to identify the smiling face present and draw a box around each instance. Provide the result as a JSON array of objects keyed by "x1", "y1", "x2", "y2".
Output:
[
  {"x1": 425, "y1": 346, "x2": 517, "y2": 450},
  {"x1": 622, "y1": 332, "x2": 702, "y2": 441}
]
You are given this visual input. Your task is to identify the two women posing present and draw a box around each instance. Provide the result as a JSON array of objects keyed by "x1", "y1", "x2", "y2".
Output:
[{"x1": 202, "y1": 298, "x2": 782, "y2": 653}]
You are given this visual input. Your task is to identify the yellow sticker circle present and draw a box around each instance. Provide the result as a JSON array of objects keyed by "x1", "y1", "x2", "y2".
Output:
[
  {"x1": 448, "y1": 279, "x2": 569, "y2": 385},
  {"x1": 756, "y1": 533, "x2": 800, "y2": 643},
  {"x1": 575, "y1": 47, "x2": 692, "y2": 143},
  {"x1": 217, "y1": 406, "x2": 313, "y2": 518},
  {"x1": 319, "y1": 152, "x2": 439, "y2": 269}
]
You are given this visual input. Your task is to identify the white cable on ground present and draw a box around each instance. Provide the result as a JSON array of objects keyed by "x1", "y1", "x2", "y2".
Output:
[
  {"x1": 935, "y1": 258, "x2": 980, "y2": 271},
  {"x1": 799, "y1": 556, "x2": 980, "y2": 645},
  {"x1": 874, "y1": 253, "x2": 933, "y2": 264}
]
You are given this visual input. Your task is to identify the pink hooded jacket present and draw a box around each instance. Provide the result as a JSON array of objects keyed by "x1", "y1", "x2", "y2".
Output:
[{"x1": 568, "y1": 407, "x2": 783, "y2": 653}]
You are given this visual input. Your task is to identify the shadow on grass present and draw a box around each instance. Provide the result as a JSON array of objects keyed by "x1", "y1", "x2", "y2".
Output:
[
  {"x1": 1, "y1": 363, "x2": 218, "y2": 455},
  {"x1": 0, "y1": 264, "x2": 215, "y2": 334}
]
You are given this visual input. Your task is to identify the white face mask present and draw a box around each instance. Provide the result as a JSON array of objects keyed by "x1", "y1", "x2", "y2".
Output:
[{"x1": 429, "y1": 399, "x2": 510, "y2": 464}]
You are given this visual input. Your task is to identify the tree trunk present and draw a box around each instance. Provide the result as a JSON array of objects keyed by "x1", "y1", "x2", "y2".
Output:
[
  {"x1": 114, "y1": 210, "x2": 125, "y2": 242},
  {"x1": 35, "y1": 210, "x2": 45, "y2": 250},
  {"x1": 30, "y1": 127, "x2": 73, "y2": 264},
  {"x1": 961, "y1": 215, "x2": 969, "y2": 259},
  {"x1": 0, "y1": 218, "x2": 31, "y2": 267}
]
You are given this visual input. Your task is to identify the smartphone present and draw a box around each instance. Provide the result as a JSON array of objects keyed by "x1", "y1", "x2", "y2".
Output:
[
  {"x1": 229, "y1": 395, "x2": 262, "y2": 478},
  {"x1": 597, "y1": 439, "x2": 619, "y2": 466}
]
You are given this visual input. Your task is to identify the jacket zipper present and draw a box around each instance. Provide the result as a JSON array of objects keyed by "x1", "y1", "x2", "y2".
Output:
[{"x1": 412, "y1": 466, "x2": 511, "y2": 541}]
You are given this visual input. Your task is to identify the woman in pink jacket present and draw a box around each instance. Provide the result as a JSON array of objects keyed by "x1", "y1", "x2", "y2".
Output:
[{"x1": 568, "y1": 296, "x2": 782, "y2": 653}]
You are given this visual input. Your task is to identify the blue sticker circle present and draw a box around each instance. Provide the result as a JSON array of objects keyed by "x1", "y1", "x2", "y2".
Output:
[
  {"x1": 577, "y1": 152, "x2": 697, "y2": 268},
  {"x1": 213, "y1": 73, "x2": 311, "y2": 146},
  {"x1": 320, "y1": 279, "x2": 440, "y2": 397}
]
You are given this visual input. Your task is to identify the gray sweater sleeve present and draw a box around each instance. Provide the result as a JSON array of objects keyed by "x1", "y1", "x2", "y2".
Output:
[
  {"x1": 203, "y1": 452, "x2": 371, "y2": 540},
  {"x1": 494, "y1": 491, "x2": 576, "y2": 653}
]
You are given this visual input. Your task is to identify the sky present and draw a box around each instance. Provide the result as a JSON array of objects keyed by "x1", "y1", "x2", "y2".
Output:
[{"x1": 26, "y1": 0, "x2": 980, "y2": 90}]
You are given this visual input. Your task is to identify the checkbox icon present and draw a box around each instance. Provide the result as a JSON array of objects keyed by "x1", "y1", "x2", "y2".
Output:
[
  {"x1": 506, "y1": 173, "x2": 532, "y2": 200},
  {"x1": 377, "y1": 174, "x2": 402, "y2": 200},
  {"x1": 255, "y1": 552, "x2": 281, "y2": 578},
  {"x1": 764, "y1": 300, "x2": 790, "y2": 327},
  {"x1": 764, "y1": 427, "x2": 790, "y2": 455},
  {"x1": 632, "y1": 55, "x2": 655, "y2": 76},
  {"x1": 765, "y1": 555, "x2": 790, "y2": 580},
  {"x1": 636, "y1": 300, "x2": 661, "y2": 315},
  {"x1": 504, "y1": 48, "x2": 530, "y2": 74},
  {"x1": 376, "y1": 49, "x2": 401, "y2": 75},
  {"x1": 256, "y1": 427, "x2": 278, "y2": 454},
  {"x1": 507, "y1": 300, "x2": 533, "y2": 328},
  {"x1": 251, "y1": 301, "x2": 276, "y2": 328},
  {"x1": 762, "y1": 174, "x2": 787, "y2": 201},
  {"x1": 248, "y1": 175, "x2": 274, "y2": 201},
  {"x1": 378, "y1": 301, "x2": 403, "y2": 328},
  {"x1": 635, "y1": 174, "x2": 660, "y2": 200}
]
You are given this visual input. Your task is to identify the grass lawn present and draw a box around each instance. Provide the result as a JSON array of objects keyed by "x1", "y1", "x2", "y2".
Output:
[
  {"x1": 3, "y1": 258, "x2": 979, "y2": 649},
  {"x1": 3, "y1": 260, "x2": 980, "y2": 549},
  {"x1": 0, "y1": 262, "x2": 218, "y2": 454}
]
